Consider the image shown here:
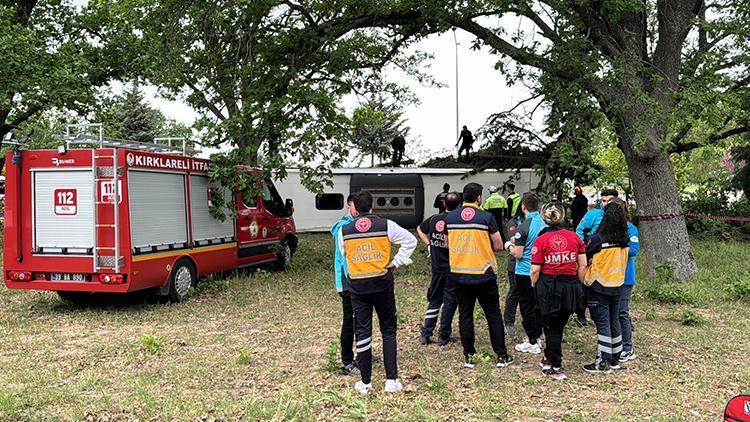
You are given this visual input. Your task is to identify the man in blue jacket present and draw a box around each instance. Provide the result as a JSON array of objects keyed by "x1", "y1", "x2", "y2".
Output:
[
  {"x1": 610, "y1": 197, "x2": 640, "y2": 363},
  {"x1": 331, "y1": 194, "x2": 359, "y2": 375},
  {"x1": 575, "y1": 189, "x2": 619, "y2": 242}
]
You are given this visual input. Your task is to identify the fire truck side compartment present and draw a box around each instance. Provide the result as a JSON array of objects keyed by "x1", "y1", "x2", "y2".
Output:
[
  {"x1": 128, "y1": 170, "x2": 189, "y2": 252},
  {"x1": 189, "y1": 174, "x2": 235, "y2": 245}
]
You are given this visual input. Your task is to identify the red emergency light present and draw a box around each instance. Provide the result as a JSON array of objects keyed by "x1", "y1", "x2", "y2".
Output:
[
  {"x1": 98, "y1": 274, "x2": 125, "y2": 284},
  {"x1": 8, "y1": 271, "x2": 33, "y2": 281}
]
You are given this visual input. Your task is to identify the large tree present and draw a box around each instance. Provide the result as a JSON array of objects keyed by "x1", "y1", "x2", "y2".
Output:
[
  {"x1": 0, "y1": 0, "x2": 138, "y2": 166},
  {"x1": 354, "y1": 0, "x2": 750, "y2": 279}
]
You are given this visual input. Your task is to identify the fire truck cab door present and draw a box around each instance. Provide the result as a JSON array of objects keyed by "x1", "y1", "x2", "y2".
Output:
[{"x1": 236, "y1": 185, "x2": 277, "y2": 266}]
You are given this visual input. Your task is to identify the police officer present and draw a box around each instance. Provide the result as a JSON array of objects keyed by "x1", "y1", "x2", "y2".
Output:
[
  {"x1": 505, "y1": 183, "x2": 521, "y2": 220},
  {"x1": 338, "y1": 190, "x2": 417, "y2": 395},
  {"x1": 482, "y1": 185, "x2": 507, "y2": 233},
  {"x1": 445, "y1": 183, "x2": 514, "y2": 369},
  {"x1": 416, "y1": 192, "x2": 461, "y2": 346}
]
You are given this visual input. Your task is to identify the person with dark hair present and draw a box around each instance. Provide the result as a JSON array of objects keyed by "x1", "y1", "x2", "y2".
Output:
[
  {"x1": 433, "y1": 183, "x2": 451, "y2": 213},
  {"x1": 445, "y1": 182, "x2": 514, "y2": 369},
  {"x1": 576, "y1": 188, "x2": 619, "y2": 242},
  {"x1": 505, "y1": 192, "x2": 546, "y2": 355},
  {"x1": 456, "y1": 125, "x2": 474, "y2": 159},
  {"x1": 582, "y1": 202, "x2": 630, "y2": 374},
  {"x1": 338, "y1": 190, "x2": 417, "y2": 394},
  {"x1": 391, "y1": 133, "x2": 406, "y2": 167},
  {"x1": 505, "y1": 183, "x2": 521, "y2": 219},
  {"x1": 416, "y1": 192, "x2": 461, "y2": 346},
  {"x1": 609, "y1": 197, "x2": 640, "y2": 363},
  {"x1": 573, "y1": 188, "x2": 618, "y2": 328},
  {"x1": 330, "y1": 194, "x2": 360, "y2": 376},
  {"x1": 530, "y1": 202, "x2": 587, "y2": 380},
  {"x1": 571, "y1": 187, "x2": 588, "y2": 229},
  {"x1": 503, "y1": 203, "x2": 524, "y2": 337}
]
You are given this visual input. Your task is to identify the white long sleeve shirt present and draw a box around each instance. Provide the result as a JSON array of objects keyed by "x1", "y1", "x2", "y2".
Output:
[{"x1": 338, "y1": 220, "x2": 417, "y2": 268}]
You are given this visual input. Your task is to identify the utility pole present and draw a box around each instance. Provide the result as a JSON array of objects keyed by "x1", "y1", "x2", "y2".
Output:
[{"x1": 452, "y1": 28, "x2": 459, "y2": 149}]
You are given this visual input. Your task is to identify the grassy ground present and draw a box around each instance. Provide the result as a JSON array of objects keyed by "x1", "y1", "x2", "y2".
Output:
[{"x1": 1, "y1": 234, "x2": 749, "y2": 421}]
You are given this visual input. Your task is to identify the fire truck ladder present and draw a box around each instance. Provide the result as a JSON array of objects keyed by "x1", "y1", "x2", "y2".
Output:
[{"x1": 57, "y1": 124, "x2": 191, "y2": 273}]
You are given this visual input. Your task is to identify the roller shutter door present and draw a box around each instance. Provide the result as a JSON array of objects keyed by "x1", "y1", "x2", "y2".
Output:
[
  {"x1": 128, "y1": 170, "x2": 188, "y2": 250},
  {"x1": 33, "y1": 170, "x2": 94, "y2": 252},
  {"x1": 189, "y1": 175, "x2": 235, "y2": 244}
]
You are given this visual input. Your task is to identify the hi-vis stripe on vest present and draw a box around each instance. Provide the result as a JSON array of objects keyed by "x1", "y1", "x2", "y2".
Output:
[
  {"x1": 446, "y1": 205, "x2": 498, "y2": 275},
  {"x1": 342, "y1": 216, "x2": 391, "y2": 280},
  {"x1": 585, "y1": 243, "x2": 628, "y2": 287}
]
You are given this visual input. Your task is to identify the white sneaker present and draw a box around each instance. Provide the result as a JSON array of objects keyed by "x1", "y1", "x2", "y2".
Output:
[
  {"x1": 354, "y1": 381, "x2": 372, "y2": 395},
  {"x1": 515, "y1": 338, "x2": 542, "y2": 354},
  {"x1": 384, "y1": 378, "x2": 403, "y2": 393}
]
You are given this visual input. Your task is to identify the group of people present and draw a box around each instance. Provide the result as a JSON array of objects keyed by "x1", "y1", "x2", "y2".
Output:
[{"x1": 330, "y1": 183, "x2": 639, "y2": 395}]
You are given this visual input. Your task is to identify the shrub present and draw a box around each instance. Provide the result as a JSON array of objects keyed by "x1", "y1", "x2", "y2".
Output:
[
  {"x1": 680, "y1": 309, "x2": 710, "y2": 326},
  {"x1": 724, "y1": 273, "x2": 750, "y2": 303},
  {"x1": 140, "y1": 334, "x2": 162, "y2": 354}
]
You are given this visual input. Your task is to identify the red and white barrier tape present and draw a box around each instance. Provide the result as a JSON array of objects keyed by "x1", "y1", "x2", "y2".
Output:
[{"x1": 636, "y1": 212, "x2": 750, "y2": 222}]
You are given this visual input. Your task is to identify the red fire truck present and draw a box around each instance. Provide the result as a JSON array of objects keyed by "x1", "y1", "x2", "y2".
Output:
[{"x1": 3, "y1": 125, "x2": 297, "y2": 302}]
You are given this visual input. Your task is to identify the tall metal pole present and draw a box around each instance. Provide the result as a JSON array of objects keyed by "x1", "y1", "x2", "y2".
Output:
[{"x1": 453, "y1": 28, "x2": 459, "y2": 145}]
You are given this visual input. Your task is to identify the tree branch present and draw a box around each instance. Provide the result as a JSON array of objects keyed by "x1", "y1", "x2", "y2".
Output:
[
  {"x1": 185, "y1": 78, "x2": 227, "y2": 121},
  {"x1": 671, "y1": 125, "x2": 750, "y2": 153}
]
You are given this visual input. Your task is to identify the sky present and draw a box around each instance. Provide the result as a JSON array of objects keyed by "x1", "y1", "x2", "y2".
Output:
[{"x1": 125, "y1": 20, "x2": 542, "y2": 162}]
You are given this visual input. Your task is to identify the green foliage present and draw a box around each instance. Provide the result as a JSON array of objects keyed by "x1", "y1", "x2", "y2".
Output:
[
  {"x1": 0, "y1": 0, "x2": 138, "y2": 140},
  {"x1": 641, "y1": 261, "x2": 699, "y2": 305},
  {"x1": 323, "y1": 340, "x2": 340, "y2": 373},
  {"x1": 679, "y1": 309, "x2": 710, "y2": 327},
  {"x1": 235, "y1": 347, "x2": 251, "y2": 365},
  {"x1": 139, "y1": 334, "x2": 162, "y2": 355},
  {"x1": 724, "y1": 273, "x2": 750, "y2": 303},
  {"x1": 350, "y1": 95, "x2": 411, "y2": 166}
]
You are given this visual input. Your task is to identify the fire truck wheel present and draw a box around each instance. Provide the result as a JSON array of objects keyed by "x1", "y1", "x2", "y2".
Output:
[
  {"x1": 168, "y1": 260, "x2": 196, "y2": 303},
  {"x1": 274, "y1": 241, "x2": 293, "y2": 270}
]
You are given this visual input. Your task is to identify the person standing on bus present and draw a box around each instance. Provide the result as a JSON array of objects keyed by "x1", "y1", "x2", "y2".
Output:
[
  {"x1": 330, "y1": 194, "x2": 359, "y2": 376},
  {"x1": 434, "y1": 183, "x2": 450, "y2": 213},
  {"x1": 482, "y1": 185, "x2": 507, "y2": 234},
  {"x1": 505, "y1": 192, "x2": 546, "y2": 355},
  {"x1": 505, "y1": 183, "x2": 521, "y2": 220},
  {"x1": 530, "y1": 202, "x2": 587, "y2": 380},
  {"x1": 456, "y1": 126, "x2": 474, "y2": 159},
  {"x1": 391, "y1": 133, "x2": 406, "y2": 167},
  {"x1": 338, "y1": 191, "x2": 417, "y2": 395},
  {"x1": 445, "y1": 183, "x2": 514, "y2": 369},
  {"x1": 416, "y1": 192, "x2": 461, "y2": 346}
]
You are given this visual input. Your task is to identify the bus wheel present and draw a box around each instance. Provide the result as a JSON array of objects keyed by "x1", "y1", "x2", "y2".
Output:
[
  {"x1": 168, "y1": 260, "x2": 196, "y2": 303},
  {"x1": 274, "y1": 241, "x2": 293, "y2": 270}
]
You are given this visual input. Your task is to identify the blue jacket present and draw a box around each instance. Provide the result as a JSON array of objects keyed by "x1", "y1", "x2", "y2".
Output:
[
  {"x1": 625, "y1": 222, "x2": 640, "y2": 286},
  {"x1": 331, "y1": 214, "x2": 354, "y2": 292},
  {"x1": 514, "y1": 211, "x2": 547, "y2": 276},
  {"x1": 576, "y1": 205, "x2": 603, "y2": 241}
]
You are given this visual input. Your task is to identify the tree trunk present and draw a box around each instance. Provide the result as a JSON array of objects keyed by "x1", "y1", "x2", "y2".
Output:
[{"x1": 621, "y1": 138, "x2": 697, "y2": 280}]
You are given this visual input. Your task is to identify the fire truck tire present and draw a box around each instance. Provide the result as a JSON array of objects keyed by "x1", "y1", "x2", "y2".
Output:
[
  {"x1": 274, "y1": 240, "x2": 293, "y2": 270},
  {"x1": 168, "y1": 259, "x2": 196, "y2": 303}
]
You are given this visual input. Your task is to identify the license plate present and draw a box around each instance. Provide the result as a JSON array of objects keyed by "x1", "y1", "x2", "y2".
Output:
[{"x1": 51, "y1": 273, "x2": 87, "y2": 282}]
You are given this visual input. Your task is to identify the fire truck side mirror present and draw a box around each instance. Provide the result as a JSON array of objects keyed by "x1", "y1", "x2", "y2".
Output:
[{"x1": 285, "y1": 198, "x2": 294, "y2": 215}]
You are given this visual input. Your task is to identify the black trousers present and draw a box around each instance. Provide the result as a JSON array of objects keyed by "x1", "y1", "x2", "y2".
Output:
[
  {"x1": 422, "y1": 272, "x2": 458, "y2": 339},
  {"x1": 514, "y1": 274, "x2": 542, "y2": 343},
  {"x1": 339, "y1": 291, "x2": 355, "y2": 365},
  {"x1": 503, "y1": 270, "x2": 519, "y2": 325},
  {"x1": 542, "y1": 311, "x2": 571, "y2": 368},
  {"x1": 458, "y1": 142, "x2": 472, "y2": 158},
  {"x1": 351, "y1": 287, "x2": 398, "y2": 384},
  {"x1": 575, "y1": 284, "x2": 588, "y2": 320},
  {"x1": 455, "y1": 279, "x2": 508, "y2": 357},
  {"x1": 392, "y1": 148, "x2": 404, "y2": 166}
]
